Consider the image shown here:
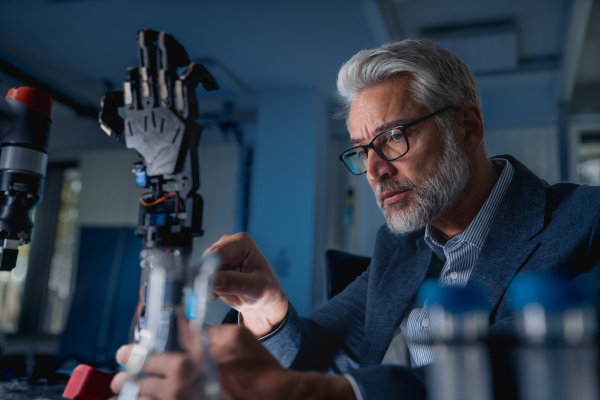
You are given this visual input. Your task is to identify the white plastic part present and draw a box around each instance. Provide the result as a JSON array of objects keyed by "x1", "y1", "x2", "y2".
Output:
[
  {"x1": 119, "y1": 265, "x2": 166, "y2": 400},
  {"x1": 192, "y1": 253, "x2": 223, "y2": 400}
]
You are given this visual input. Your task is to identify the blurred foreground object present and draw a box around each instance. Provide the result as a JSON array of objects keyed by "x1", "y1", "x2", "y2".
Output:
[
  {"x1": 423, "y1": 283, "x2": 493, "y2": 400},
  {"x1": 62, "y1": 364, "x2": 113, "y2": 400},
  {"x1": 510, "y1": 274, "x2": 598, "y2": 400},
  {"x1": 0, "y1": 87, "x2": 51, "y2": 271}
]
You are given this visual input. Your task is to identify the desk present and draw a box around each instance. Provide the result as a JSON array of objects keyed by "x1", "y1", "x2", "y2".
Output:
[{"x1": 0, "y1": 381, "x2": 67, "y2": 400}]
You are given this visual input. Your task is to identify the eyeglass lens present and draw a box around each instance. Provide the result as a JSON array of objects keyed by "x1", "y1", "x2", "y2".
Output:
[{"x1": 342, "y1": 128, "x2": 408, "y2": 174}]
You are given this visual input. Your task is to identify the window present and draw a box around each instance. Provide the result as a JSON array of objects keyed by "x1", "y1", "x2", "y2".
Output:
[
  {"x1": 42, "y1": 168, "x2": 82, "y2": 334},
  {"x1": 0, "y1": 242, "x2": 30, "y2": 332}
]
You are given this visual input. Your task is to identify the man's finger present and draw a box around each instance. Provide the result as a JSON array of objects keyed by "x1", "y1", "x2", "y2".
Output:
[
  {"x1": 203, "y1": 235, "x2": 232, "y2": 255},
  {"x1": 139, "y1": 355, "x2": 201, "y2": 400},
  {"x1": 137, "y1": 376, "x2": 167, "y2": 400},
  {"x1": 143, "y1": 352, "x2": 198, "y2": 378},
  {"x1": 212, "y1": 270, "x2": 267, "y2": 298},
  {"x1": 207, "y1": 244, "x2": 248, "y2": 269},
  {"x1": 116, "y1": 344, "x2": 134, "y2": 365},
  {"x1": 138, "y1": 375, "x2": 198, "y2": 400},
  {"x1": 110, "y1": 371, "x2": 129, "y2": 394},
  {"x1": 176, "y1": 308, "x2": 203, "y2": 358},
  {"x1": 205, "y1": 233, "x2": 259, "y2": 272}
]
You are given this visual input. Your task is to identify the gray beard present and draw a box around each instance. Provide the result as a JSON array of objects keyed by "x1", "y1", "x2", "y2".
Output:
[{"x1": 375, "y1": 131, "x2": 471, "y2": 236}]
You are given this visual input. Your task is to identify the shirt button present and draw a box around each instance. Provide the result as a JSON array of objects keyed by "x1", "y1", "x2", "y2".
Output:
[
  {"x1": 449, "y1": 271, "x2": 458, "y2": 281},
  {"x1": 421, "y1": 318, "x2": 430, "y2": 328}
]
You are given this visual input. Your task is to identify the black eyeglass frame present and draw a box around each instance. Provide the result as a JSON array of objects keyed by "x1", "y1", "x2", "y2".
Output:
[{"x1": 338, "y1": 105, "x2": 460, "y2": 175}]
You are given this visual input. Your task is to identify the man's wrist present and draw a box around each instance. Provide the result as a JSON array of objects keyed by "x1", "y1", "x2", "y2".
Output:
[{"x1": 240, "y1": 292, "x2": 289, "y2": 337}]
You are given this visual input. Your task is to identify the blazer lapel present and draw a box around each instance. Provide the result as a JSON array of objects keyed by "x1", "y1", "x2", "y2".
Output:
[
  {"x1": 468, "y1": 220, "x2": 541, "y2": 323},
  {"x1": 469, "y1": 155, "x2": 547, "y2": 323},
  {"x1": 360, "y1": 237, "x2": 432, "y2": 366}
]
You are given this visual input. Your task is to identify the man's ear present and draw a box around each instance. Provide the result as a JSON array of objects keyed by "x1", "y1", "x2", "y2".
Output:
[{"x1": 456, "y1": 103, "x2": 484, "y2": 154}]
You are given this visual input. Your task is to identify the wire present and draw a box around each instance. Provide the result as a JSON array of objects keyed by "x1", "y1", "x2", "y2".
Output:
[
  {"x1": 140, "y1": 191, "x2": 177, "y2": 206},
  {"x1": 140, "y1": 191, "x2": 181, "y2": 220}
]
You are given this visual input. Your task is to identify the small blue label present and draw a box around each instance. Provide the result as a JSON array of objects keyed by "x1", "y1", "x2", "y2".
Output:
[
  {"x1": 149, "y1": 214, "x2": 167, "y2": 226},
  {"x1": 139, "y1": 316, "x2": 147, "y2": 329},
  {"x1": 135, "y1": 169, "x2": 149, "y2": 188},
  {"x1": 187, "y1": 294, "x2": 198, "y2": 319}
]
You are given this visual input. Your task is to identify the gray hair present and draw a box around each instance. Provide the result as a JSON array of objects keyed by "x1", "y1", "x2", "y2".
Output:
[{"x1": 336, "y1": 39, "x2": 481, "y2": 132}]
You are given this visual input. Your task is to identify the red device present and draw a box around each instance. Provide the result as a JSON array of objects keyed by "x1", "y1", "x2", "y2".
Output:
[{"x1": 62, "y1": 364, "x2": 114, "y2": 400}]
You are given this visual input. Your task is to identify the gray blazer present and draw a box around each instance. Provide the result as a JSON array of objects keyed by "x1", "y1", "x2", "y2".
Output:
[{"x1": 224, "y1": 155, "x2": 600, "y2": 400}]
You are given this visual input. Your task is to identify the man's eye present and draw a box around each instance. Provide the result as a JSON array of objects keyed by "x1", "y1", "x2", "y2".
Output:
[{"x1": 390, "y1": 129, "x2": 403, "y2": 141}]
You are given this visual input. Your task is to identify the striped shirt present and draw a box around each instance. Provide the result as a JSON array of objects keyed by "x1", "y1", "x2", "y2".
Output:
[{"x1": 384, "y1": 158, "x2": 514, "y2": 367}]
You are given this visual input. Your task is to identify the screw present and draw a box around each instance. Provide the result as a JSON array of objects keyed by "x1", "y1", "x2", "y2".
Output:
[
  {"x1": 140, "y1": 250, "x2": 147, "y2": 258},
  {"x1": 140, "y1": 260, "x2": 147, "y2": 268},
  {"x1": 173, "y1": 250, "x2": 181, "y2": 257}
]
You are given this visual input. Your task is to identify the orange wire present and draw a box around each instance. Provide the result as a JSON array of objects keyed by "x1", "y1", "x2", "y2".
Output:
[
  {"x1": 140, "y1": 191, "x2": 181, "y2": 220},
  {"x1": 140, "y1": 191, "x2": 178, "y2": 206}
]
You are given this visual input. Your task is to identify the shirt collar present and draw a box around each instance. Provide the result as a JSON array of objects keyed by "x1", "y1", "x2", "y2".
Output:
[{"x1": 424, "y1": 158, "x2": 514, "y2": 256}]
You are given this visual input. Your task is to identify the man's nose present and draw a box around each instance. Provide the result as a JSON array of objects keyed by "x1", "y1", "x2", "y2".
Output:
[{"x1": 365, "y1": 149, "x2": 395, "y2": 182}]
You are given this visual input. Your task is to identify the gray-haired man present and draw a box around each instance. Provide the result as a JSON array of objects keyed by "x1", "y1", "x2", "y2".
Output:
[{"x1": 110, "y1": 40, "x2": 600, "y2": 400}]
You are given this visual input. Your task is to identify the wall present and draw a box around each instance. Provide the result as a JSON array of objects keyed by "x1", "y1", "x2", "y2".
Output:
[
  {"x1": 479, "y1": 69, "x2": 561, "y2": 183},
  {"x1": 248, "y1": 90, "x2": 329, "y2": 316},
  {"x1": 485, "y1": 125, "x2": 560, "y2": 183}
]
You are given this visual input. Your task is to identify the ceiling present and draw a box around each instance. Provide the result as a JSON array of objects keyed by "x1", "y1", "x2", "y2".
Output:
[
  {"x1": 0, "y1": 0, "x2": 378, "y2": 105},
  {"x1": 380, "y1": 0, "x2": 568, "y2": 58}
]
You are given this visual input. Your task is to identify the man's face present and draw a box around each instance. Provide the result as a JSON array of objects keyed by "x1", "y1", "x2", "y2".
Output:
[{"x1": 348, "y1": 75, "x2": 470, "y2": 235}]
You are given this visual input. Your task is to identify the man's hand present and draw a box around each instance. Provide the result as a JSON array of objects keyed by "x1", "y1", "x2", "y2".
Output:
[
  {"x1": 210, "y1": 324, "x2": 355, "y2": 400},
  {"x1": 111, "y1": 322, "x2": 355, "y2": 400},
  {"x1": 206, "y1": 233, "x2": 288, "y2": 337},
  {"x1": 111, "y1": 346, "x2": 203, "y2": 400},
  {"x1": 110, "y1": 310, "x2": 205, "y2": 400}
]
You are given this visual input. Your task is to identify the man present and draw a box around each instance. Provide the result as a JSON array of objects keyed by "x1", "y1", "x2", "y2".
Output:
[{"x1": 111, "y1": 39, "x2": 600, "y2": 400}]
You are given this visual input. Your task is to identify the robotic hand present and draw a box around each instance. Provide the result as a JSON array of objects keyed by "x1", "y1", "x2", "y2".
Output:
[
  {"x1": 0, "y1": 87, "x2": 52, "y2": 271},
  {"x1": 100, "y1": 29, "x2": 218, "y2": 249}
]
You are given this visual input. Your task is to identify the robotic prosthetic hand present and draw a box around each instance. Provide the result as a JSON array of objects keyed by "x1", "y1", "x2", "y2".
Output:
[
  {"x1": 98, "y1": 30, "x2": 222, "y2": 400},
  {"x1": 0, "y1": 87, "x2": 52, "y2": 271},
  {"x1": 100, "y1": 29, "x2": 218, "y2": 249}
]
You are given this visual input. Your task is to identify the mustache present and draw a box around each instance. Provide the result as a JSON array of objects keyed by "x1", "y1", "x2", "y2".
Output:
[{"x1": 375, "y1": 178, "x2": 419, "y2": 198}]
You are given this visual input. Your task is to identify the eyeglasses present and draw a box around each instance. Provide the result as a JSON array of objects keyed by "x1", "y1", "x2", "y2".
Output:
[{"x1": 338, "y1": 106, "x2": 459, "y2": 175}]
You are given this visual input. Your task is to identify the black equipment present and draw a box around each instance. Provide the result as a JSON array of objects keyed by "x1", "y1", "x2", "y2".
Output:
[{"x1": 0, "y1": 87, "x2": 52, "y2": 271}]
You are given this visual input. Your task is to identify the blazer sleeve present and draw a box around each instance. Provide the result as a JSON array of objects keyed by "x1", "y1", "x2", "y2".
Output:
[{"x1": 268, "y1": 265, "x2": 369, "y2": 373}]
